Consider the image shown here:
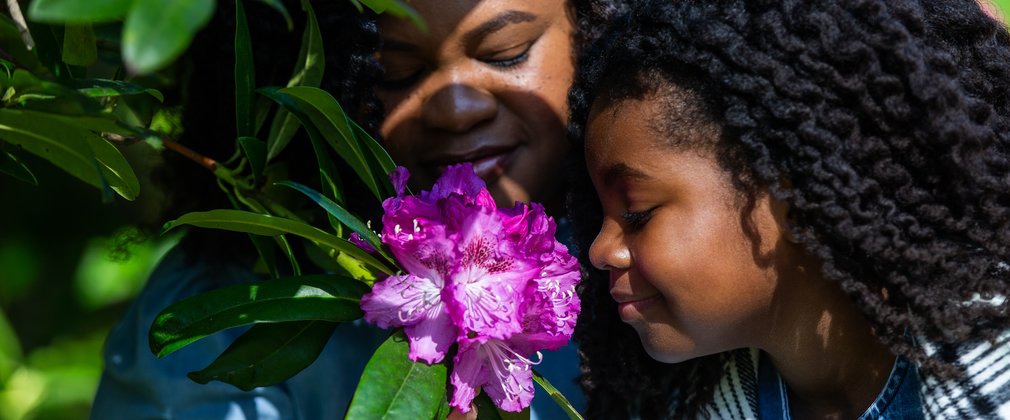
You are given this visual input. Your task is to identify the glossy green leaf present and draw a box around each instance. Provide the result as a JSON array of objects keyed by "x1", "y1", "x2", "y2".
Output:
[
  {"x1": 350, "y1": 118, "x2": 398, "y2": 196},
  {"x1": 254, "y1": 0, "x2": 293, "y2": 30},
  {"x1": 532, "y1": 370, "x2": 583, "y2": 420},
  {"x1": 149, "y1": 274, "x2": 367, "y2": 358},
  {"x1": 122, "y1": 0, "x2": 215, "y2": 74},
  {"x1": 265, "y1": 0, "x2": 323, "y2": 160},
  {"x1": 276, "y1": 180, "x2": 390, "y2": 262},
  {"x1": 165, "y1": 209, "x2": 395, "y2": 274},
  {"x1": 188, "y1": 320, "x2": 338, "y2": 390},
  {"x1": 357, "y1": 0, "x2": 426, "y2": 31},
  {"x1": 72, "y1": 79, "x2": 164, "y2": 102},
  {"x1": 474, "y1": 392, "x2": 530, "y2": 420},
  {"x1": 270, "y1": 86, "x2": 390, "y2": 200},
  {"x1": 0, "y1": 151, "x2": 37, "y2": 185},
  {"x1": 238, "y1": 136, "x2": 267, "y2": 182},
  {"x1": 346, "y1": 331, "x2": 447, "y2": 420},
  {"x1": 7, "y1": 69, "x2": 104, "y2": 116},
  {"x1": 0, "y1": 109, "x2": 138, "y2": 199},
  {"x1": 247, "y1": 234, "x2": 282, "y2": 279},
  {"x1": 28, "y1": 0, "x2": 133, "y2": 23},
  {"x1": 235, "y1": 0, "x2": 255, "y2": 138},
  {"x1": 61, "y1": 24, "x2": 97, "y2": 66}
]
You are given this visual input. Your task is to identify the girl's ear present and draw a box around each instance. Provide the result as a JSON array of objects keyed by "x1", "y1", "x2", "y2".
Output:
[{"x1": 769, "y1": 196, "x2": 799, "y2": 244}]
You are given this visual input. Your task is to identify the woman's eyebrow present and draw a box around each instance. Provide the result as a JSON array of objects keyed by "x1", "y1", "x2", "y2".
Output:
[{"x1": 463, "y1": 10, "x2": 537, "y2": 41}]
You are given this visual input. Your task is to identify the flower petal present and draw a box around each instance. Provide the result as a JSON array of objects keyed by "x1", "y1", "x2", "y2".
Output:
[
  {"x1": 403, "y1": 307, "x2": 456, "y2": 364},
  {"x1": 360, "y1": 274, "x2": 440, "y2": 329},
  {"x1": 389, "y1": 166, "x2": 410, "y2": 197},
  {"x1": 450, "y1": 339, "x2": 486, "y2": 413}
]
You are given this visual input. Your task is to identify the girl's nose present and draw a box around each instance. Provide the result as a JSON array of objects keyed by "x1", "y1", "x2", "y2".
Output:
[
  {"x1": 589, "y1": 220, "x2": 631, "y2": 271},
  {"x1": 421, "y1": 84, "x2": 498, "y2": 133}
]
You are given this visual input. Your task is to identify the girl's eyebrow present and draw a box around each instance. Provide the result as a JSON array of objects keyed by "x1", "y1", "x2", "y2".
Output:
[
  {"x1": 463, "y1": 10, "x2": 537, "y2": 42},
  {"x1": 603, "y1": 163, "x2": 651, "y2": 187}
]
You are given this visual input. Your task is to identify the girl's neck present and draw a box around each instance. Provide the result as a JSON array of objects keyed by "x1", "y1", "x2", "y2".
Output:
[{"x1": 759, "y1": 269, "x2": 896, "y2": 419}]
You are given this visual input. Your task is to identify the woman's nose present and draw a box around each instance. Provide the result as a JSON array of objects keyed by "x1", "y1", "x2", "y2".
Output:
[
  {"x1": 589, "y1": 220, "x2": 631, "y2": 271},
  {"x1": 421, "y1": 83, "x2": 498, "y2": 132}
]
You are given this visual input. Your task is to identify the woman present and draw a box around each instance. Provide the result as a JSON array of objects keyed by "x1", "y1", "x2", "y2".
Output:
[{"x1": 92, "y1": 0, "x2": 626, "y2": 418}]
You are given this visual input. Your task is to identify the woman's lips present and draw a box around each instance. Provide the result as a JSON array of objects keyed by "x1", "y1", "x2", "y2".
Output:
[
  {"x1": 429, "y1": 146, "x2": 517, "y2": 181},
  {"x1": 616, "y1": 295, "x2": 662, "y2": 321}
]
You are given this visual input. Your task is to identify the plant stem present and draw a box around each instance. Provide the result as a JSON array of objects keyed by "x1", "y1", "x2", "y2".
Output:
[{"x1": 6, "y1": 0, "x2": 35, "y2": 50}]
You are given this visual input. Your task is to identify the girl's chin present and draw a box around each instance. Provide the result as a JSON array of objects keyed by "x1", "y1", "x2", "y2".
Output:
[{"x1": 633, "y1": 325, "x2": 704, "y2": 364}]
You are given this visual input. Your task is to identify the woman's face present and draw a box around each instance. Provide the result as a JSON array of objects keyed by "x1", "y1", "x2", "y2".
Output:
[
  {"x1": 585, "y1": 93, "x2": 801, "y2": 363},
  {"x1": 375, "y1": 0, "x2": 574, "y2": 209}
]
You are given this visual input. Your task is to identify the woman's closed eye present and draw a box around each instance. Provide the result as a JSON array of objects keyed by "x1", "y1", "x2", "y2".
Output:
[
  {"x1": 481, "y1": 42, "x2": 533, "y2": 68},
  {"x1": 621, "y1": 207, "x2": 657, "y2": 231},
  {"x1": 378, "y1": 67, "x2": 426, "y2": 90}
]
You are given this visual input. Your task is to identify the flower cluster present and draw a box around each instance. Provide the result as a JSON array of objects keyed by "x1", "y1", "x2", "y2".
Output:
[{"x1": 359, "y1": 164, "x2": 580, "y2": 412}]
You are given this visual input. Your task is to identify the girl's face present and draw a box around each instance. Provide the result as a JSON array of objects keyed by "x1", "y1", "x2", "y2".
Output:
[
  {"x1": 375, "y1": 0, "x2": 574, "y2": 208},
  {"x1": 586, "y1": 94, "x2": 801, "y2": 363}
]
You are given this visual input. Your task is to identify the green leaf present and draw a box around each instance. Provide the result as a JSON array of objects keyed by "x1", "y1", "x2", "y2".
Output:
[
  {"x1": 187, "y1": 320, "x2": 338, "y2": 390},
  {"x1": 247, "y1": 234, "x2": 282, "y2": 279},
  {"x1": 0, "y1": 109, "x2": 138, "y2": 200},
  {"x1": 122, "y1": 0, "x2": 216, "y2": 74},
  {"x1": 276, "y1": 180, "x2": 390, "y2": 262},
  {"x1": 72, "y1": 79, "x2": 165, "y2": 102},
  {"x1": 61, "y1": 24, "x2": 98, "y2": 66},
  {"x1": 0, "y1": 150, "x2": 37, "y2": 185},
  {"x1": 532, "y1": 370, "x2": 583, "y2": 420},
  {"x1": 357, "y1": 0, "x2": 426, "y2": 32},
  {"x1": 235, "y1": 0, "x2": 255, "y2": 138},
  {"x1": 164, "y1": 209, "x2": 395, "y2": 274},
  {"x1": 263, "y1": 86, "x2": 391, "y2": 200},
  {"x1": 346, "y1": 331, "x2": 448, "y2": 420},
  {"x1": 254, "y1": 0, "x2": 293, "y2": 30},
  {"x1": 149, "y1": 274, "x2": 367, "y2": 358},
  {"x1": 474, "y1": 392, "x2": 530, "y2": 420},
  {"x1": 28, "y1": 0, "x2": 133, "y2": 23},
  {"x1": 238, "y1": 136, "x2": 267, "y2": 182},
  {"x1": 350, "y1": 118, "x2": 398, "y2": 196},
  {"x1": 265, "y1": 0, "x2": 324, "y2": 161}
]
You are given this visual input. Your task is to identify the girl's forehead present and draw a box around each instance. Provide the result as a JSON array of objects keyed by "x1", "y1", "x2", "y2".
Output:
[{"x1": 376, "y1": 0, "x2": 568, "y2": 43}]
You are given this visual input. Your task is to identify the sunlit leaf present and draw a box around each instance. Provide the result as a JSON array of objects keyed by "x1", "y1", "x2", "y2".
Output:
[
  {"x1": 346, "y1": 331, "x2": 447, "y2": 420},
  {"x1": 149, "y1": 274, "x2": 367, "y2": 358},
  {"x1": 188, "y1": 320, "x2": 337, "y2": 390},
  {"x1": 235, "y1": 0, "x2": 255, "y2": 138},
  {"x1": 122, "y1": 0, "x2": 215, "y2": 74},
  {"x1": 265, "y1": 0, "x2": 323, "y2": 160},
  {"x1": 276, "y1": 180, "x2": 392, "y2": 264},
  {"x1": 61, "y1": 24, "x2": 97, "y2": 66},
  {"x1": 27, "y1": 0, "x2": 133, "y2": 23},
  {"x1": 532, "y1": 370, "x2": 583, "y2": 420},
  {"x1": 73, "y1": 79, "x2": 164, "y2": 102},
  {"x1": 164, "y1": 209, "x2": 395, "y2": 274},
  {"x1": 0, "y1": 109, "x2": 138, "y2": 200},
  {"x1": 261, "y1": 86, "x2": 390, "y2": 200}
]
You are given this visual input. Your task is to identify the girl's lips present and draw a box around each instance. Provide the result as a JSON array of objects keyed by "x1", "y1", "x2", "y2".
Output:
[{"x1": 616, "y1": 295, "x2": 662, "y2": 321}]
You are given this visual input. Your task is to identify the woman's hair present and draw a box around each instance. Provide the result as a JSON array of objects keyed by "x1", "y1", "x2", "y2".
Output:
[{"x1": 568, "y1": 0, "x2": 1010, "y2": 417}]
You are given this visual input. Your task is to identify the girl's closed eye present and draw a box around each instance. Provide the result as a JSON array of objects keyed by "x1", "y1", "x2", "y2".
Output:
[{"x1": 621, "y1": 206, "x2": 657, "y2": 231}]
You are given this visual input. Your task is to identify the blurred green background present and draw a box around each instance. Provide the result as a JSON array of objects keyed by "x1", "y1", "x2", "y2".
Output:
[{"x1": 1, "y1": 1, "x2": 1010, "y2": 419}]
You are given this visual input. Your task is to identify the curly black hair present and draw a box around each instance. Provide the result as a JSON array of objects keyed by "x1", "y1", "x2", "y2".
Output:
[{"x1": 568, "y1": 0, "x2": 1010, "y2": 417}]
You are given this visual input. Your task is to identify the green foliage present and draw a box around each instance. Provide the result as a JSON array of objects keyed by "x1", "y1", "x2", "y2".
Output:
[
  {"x1": 149, "y1": 274, "x2": 369, "y2": 358},
  {"x1": 164, "y1": 209, "x2": 394, "y2": 274},
  {"x1": 28, "y1": 0, "x2": 133, "y2": 23},
  {"x1": 474, "y1": 393, "x2": 530, "y2": 420},
  {"x1": 60, "y1": 24, "x2": 97, "y2": 66},
  {"x1": 187, "y1": 320, "x2": 339, "y2": 390},
  {"x1": 346, "y1": 331, "x2": 448, "y2": 420},
  {"x1": 266, "y1": 0, "x2": 324, "y2": 161},
  {"x1": 121, "y1": 0, "x2": 216, "y2": 74},
  {"x1": 532, "y1": 370, "x2": 583, "y2": 420}
]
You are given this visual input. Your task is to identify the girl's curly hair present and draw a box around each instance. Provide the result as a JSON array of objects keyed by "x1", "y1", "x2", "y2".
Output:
[{"x1": 568, "y1": 0, "x2": 1010, "y2": 417}]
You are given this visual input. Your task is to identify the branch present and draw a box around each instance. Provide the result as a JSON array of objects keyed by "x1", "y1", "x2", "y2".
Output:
[{"x1": 6, "y1": 0, "x2": 35, "y2": 51}]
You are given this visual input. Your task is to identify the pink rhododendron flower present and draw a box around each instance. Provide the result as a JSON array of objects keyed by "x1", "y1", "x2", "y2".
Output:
[{"x1": 359, "y1": 163, "x2": 580, "y2": 413}]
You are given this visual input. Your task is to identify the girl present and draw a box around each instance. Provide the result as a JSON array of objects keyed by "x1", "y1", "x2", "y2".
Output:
[{"x1": 569, "y1": 0, "x2": 1010, "y2": 418}]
